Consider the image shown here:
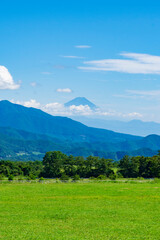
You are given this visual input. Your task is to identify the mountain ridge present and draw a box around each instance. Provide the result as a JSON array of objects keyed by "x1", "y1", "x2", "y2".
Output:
[
  {"x1": 71, "y1": 116, "x2": 160, "y2": 136},
  {"x1": 0, "y1": 125, "x2": 159, "y2": 160},
  {"x1": 0, "y1": 100, "x2": 160, "y2": 160},
  {"x1": 0, "y1": 100, "x2": 140, "y2": 143}
]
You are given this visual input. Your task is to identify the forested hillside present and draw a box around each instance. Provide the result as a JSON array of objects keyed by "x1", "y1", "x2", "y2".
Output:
[{"x1": 0, "y1": 100, "x2": 160, "y2": 160}]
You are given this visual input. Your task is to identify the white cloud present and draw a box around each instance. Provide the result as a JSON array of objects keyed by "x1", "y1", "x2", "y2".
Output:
[
  {"x1": 56, "y1": 88, "x2": 72, "y2": 93},
  {"x1": 127, "y1": 89, "x2": 160, "y2": 97},
  {"x1": 43, "y1": 104, "x2": 143, "y2": 119},
  {"x1": 62, "y1": 56, "x2": 84, "y2": 59},
  {"x1": 23, "y1": 99, "x2": 41, "y2": 108},
  {"x1": 69, "y1": 105, "x2": 92, "y2": 115},
  {"x1": 12, "y1": 99, "x2": 41, "y2": 108},
  {"x1": 75, "y1": 45, "x2": 91, "y2": 49},
  {"x1": 10, "y1": 99, "x2": 143, "y2": 120},
  {"x1": 30, "y1": 82, "x2": 37, "y2": 87},
  {"x1": 44, "y1": 103, "x2": 94, "y2": 116},
  {"x1": 115, "y1": 89, "x2": 160, "y2": 100},
  {"x1": 0, "y1": 66, "x2": 20, "y2": 90},
  {"x1": 43, "y1": 102, "x2": 64, "y2": 114},
  {"x1": 78, "y1": 52, "x2": 160, "y2": 74},
  {"x1": 124, "y1": 112, "x2": 143, "y2": 118},
  {"x1": 45, "y1": 102, "x2": 63, "y2": 109}
]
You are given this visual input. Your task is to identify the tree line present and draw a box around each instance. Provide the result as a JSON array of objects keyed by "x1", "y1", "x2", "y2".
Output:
[
  {"x1": 0, "y1": 151, "x2": 160, "y2": 179},
  {"x1": 119, "y1": 154, "x2": 160, "y2": 178},
  {"x1": 0, "y1": 160, "x2": 43, "y2": 180}
]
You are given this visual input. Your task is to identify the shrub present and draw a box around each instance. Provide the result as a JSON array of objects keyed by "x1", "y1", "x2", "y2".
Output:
[
  {"x1": 153, "y1": 178, "x2": 160, "y2": 183},
  {"x1": 109, "y1": 173, "x2": 117, "y2": 180},
  {"x1": 39, "y1": 177, "x2": 44, "y2": 182},
  {"x1": 55, "y1": 178, "x2": 60, "y2": 183},
  {"x1": 72, "y1": 174, "x2": 80, "y2": 181},
  {"x1": 137, "y1": 177, "x2": 144, "y2": 180},
  {"x1": 97, "y1": 175, "x2": 106, "y2": 180},
  {"x1": 26, "y1": 176, "x2": 31, "y2": 181},
  {"x1": 89, "y1": 176, "x2": 96, "y2": 180},
  {"x1": 8, "y1": 175, "x2": 14, "y2": 181},
  {"x1": 60, "y1": 174, "x2": 69, "y2": 182},
  {"x1": 29, "y1": 174, "x2": 36, "y2": 180},
  {"x1": 18, "y1": 176, "x2": 23, "y2": 181},
  {"x1": 116, "y1": 172, "x2": 123, "y2": 178},
  {"x1": 0, "y1": 174, "x2": 4, "y2": 180}
]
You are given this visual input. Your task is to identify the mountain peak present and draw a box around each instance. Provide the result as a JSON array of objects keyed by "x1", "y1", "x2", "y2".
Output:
[
  {"x1": 65, "y1": 97, "x2": 98, "y2": 109},
  {"x1": 0, "y1": 100, "x2": 12, "y2": 104}
]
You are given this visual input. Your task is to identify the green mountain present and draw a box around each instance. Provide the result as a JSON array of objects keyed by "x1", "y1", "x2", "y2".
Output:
[
  {"x1": 0, "y1": 100, "x2": 159, "y2": 160},
  {"x1": 0, "y1": 126, "x2": 158, "y2": 161},
  {"x1": 0, "y1": 100, "x2": 140, "y2": 143}
]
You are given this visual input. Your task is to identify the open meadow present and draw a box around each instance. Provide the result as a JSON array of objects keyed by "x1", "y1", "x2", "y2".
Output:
[{"x1": 0, "y1": 180, "x2": 160, "y2": 240}]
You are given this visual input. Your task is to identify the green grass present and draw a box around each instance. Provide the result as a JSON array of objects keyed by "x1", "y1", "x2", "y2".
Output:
[{"x1": 0, "y1": 181, "x2": 160, "y2": 240}]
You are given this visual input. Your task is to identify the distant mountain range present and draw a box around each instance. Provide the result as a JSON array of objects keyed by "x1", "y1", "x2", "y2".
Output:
[
  {"x1": 71, "y1": 117, "x2": 160, "y2": 137},
  {"x1": 66, "y1": 98, "x2": 160, "y2": 137},
  {"x1": 0, "y1": 100, "x2": 138, "y2": 143},
  {"x1": 0, "y1": 100, "x2": 160, "y2": 160},
  {"x1": 65, "y1": 97, "x2": 98, "y2": 110}
]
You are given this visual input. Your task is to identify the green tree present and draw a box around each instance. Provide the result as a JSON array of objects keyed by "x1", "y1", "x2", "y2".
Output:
[{"x1": 42, "y1": 151, "x2": 67, "y2": 178}]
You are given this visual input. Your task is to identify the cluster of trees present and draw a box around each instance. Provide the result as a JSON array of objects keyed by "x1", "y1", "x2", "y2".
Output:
[
  {"x1": 1, "y1": 151, "x2": 160, "y2": 179},
  {"x1": 42, "y1": 151, "x2": 114, "y2": 178},
  {"x1": 119, "y1": 154, "x2": 160, "y2": 178},
  {"x1": 0, "y1": 160, "x2": 43, "y2": 179},
  {"x1": 0, "y1": 151, "x2": 115, "y2": 179}
]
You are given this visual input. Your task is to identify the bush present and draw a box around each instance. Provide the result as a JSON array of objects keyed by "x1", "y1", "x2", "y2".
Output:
[
  {"x1": 8, "y1": 175, "x2": 14, "y2": 181},
  {"x1": 55, "y1": 178, "x2": 60, "y2": 183},
  {"x1": 26, "y1": 176, "x2": 31, "y2": 181},
  {"x1": 60, "y1": 174, "x2": 69, "y2": 182},
  {"x1": 28, "y1": 174, "x2": 36, "y2": 180},
  {"x1": 137, "y1": 177, "x2": 144, "y2": 180},
  {"x1": 116, "y1": 172, "x2": 123, "y2": 178},
  {"x1": 39, "y1": 177, "x2": 44, "y2": 182},
  {"x1": 153, "y1": 178, "x2": 160, "y2": 183},
  {"x1": 72, "y1": 174, "x2": 80, "y2": 181},
  {"x1": 0, "y1": 174, "x2": 5, "y2": 180},
  {"x1": 18, "y1": 176, "x2": 23, "y2": 181},
  {"x1": 109, "y1": 173, "x2": 117, "y2": 180},
  {"x1": 89, "y1": 176, "x2": 96, "y2": 180},
  {"x1": 97, "y1": 175, "x2": 106, "y2": 180}
]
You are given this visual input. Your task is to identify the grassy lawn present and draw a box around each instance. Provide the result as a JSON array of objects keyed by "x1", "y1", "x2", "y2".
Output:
[{"x1": 0, "y1": 181, "x2": 160, "y2": 240}]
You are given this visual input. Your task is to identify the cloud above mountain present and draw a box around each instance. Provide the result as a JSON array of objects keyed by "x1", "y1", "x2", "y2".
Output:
[
  {"x1": 13, "y1": 99, "x2": 41, "y2": 108},
  {"x1": 0, "y1": 66, "x2": 20, "y2": 90},
  {"x1": 79, "y1": 53, "x2": 160, "y2": 74},
  {"x1": 10, "y1": 98, "x2": 143, "y2": 120}
]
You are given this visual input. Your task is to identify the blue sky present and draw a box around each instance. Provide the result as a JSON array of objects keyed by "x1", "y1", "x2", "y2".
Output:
[{"x1": 1, "y1": 0, "x2": 160, "y2": 121}]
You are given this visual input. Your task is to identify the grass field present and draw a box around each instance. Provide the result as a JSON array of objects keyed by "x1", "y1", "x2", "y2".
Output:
[{"x1": 0, "y1": 180, "x2": 160, "y2": 240}]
